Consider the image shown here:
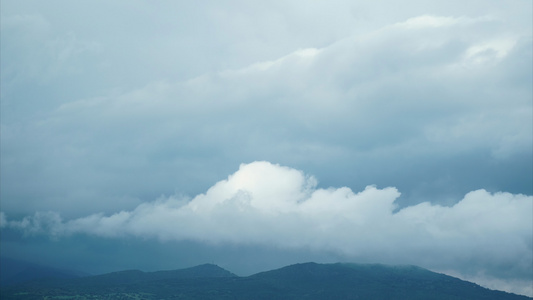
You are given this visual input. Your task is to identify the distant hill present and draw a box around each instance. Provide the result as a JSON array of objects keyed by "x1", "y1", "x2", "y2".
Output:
[
  {"x1": 1, "y1": 262, "x2": 530, "y2": 299},
  {"x1": 243, "y1": 263, "x2": 531, "y2": 300},
  {"x1": 0, "y1": 257, "x2": 87, "y2": 286},
  {"x1": 74, "y1": 263, "x2": 237, "y2": 287}
]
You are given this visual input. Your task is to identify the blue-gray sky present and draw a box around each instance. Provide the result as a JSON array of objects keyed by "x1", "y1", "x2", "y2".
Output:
[{"x1": 1, "y1": 0, "x2": 532, "y2": 296}]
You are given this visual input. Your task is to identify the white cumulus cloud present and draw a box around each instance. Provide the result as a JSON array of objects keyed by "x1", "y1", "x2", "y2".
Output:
[{"x1": 3, "y1": 161, "x2": 531, "y2": 295}]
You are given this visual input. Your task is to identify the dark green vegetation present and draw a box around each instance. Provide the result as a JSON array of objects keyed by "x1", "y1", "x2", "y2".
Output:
[{"x1": 1, "y1": 262, "x2": 530, "y2": 299}]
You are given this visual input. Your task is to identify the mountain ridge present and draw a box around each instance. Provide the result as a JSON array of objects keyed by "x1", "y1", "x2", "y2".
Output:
[
  {"x1": 1, "y1": 262, "x2": 530, "y2": 299},
  {"x1": 0, "y1": 257, "x2": 88, "y2": 286},
  {"x1": 81, "y1": 263, "x2": 237, "y2": 286}
]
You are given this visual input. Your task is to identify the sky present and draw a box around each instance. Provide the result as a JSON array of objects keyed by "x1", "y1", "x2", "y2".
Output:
[{"x1": 1, "y1": 0, "x2": 532, "y2": 296}]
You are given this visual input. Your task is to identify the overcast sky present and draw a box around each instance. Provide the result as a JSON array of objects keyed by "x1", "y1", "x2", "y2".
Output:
[{"x1": 1, "y1": 0, "x2": 532, "y2": 296}]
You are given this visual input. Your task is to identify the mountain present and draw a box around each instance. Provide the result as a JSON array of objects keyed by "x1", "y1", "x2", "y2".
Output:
[
  {"x1": 0, "y1": 257, "x2": 87, "y2": 286},
  {"x1": 74, "y1": 263, "x2": 237, "y2": 286},
  {"x1": 1, "y1": 262, "x2": 530, "y2": 299},
  {"x1": 242, "y1": 263, "x2": 530, "y2": 299}
]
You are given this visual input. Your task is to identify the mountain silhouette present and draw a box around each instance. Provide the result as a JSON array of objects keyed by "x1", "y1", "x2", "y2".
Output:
[
  {"x1": 1, "y1": 262, "x2": 530, "y2": 299},
  {"x1": 0, "y1": 257, "x2": 87, "y2": 286}
]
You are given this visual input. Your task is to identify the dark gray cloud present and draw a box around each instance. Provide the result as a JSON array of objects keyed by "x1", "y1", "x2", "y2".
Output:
[{"x1": 1, "y1": 0, "x2": 531, "y2": 296}]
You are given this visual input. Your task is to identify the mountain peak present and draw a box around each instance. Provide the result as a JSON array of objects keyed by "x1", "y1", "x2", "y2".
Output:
[{"x1": 155, "y1": 263, "x2": 237, "y2": 278}]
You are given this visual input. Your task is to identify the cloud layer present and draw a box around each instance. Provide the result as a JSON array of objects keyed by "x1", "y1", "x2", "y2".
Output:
[
  {"x1": 2, "y1": 11, "x2": 531, "y2": 218},
  {"x1": 3, "y1": 161, "x2": 531, "y2": 293}
]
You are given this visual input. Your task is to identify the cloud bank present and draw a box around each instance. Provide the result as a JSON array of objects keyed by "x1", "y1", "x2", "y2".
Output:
[
  {"x1": 3, "y1": 161, "x2": 531, "y2": 294},
  {"x1": 2, "y1": 12, "x2": 531, "y2": 217}
]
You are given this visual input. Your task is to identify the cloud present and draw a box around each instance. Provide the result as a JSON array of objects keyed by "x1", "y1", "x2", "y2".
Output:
[
  {"x1": 1, "y1": 11, "x2": 530, "y2": 218},
  {"x1": 0, "y1": 212, "x2": 6, "y2": 228},
  {"x1": 3, "y1": 162, "x2": 532, "y2": 291},
  {"x1": 395, "y1": 15, "x2": 464, "y2": 29},
  {"x1": 441, "y1": 270, "x2": 533, "y2": 297},
  {"x1": 1, "y1": 2, "x2": 531, "y2": 296}
]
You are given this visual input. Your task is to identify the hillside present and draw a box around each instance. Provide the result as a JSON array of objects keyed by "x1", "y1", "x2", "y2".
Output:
[
  {"x1": 1, "y1": 262, "x2": 530, "y2": 299},
  {"x1": 0, "y1": 257, "x2": 87, "y2": 286},
  {"x1": 241, "y1": 263, "x2": 529, "y2": 299},
  {"x1": 77, "y1": 263, "x2": 237, "y2": 286}
]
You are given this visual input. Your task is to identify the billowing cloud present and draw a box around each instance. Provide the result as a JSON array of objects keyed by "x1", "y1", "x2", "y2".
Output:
[{"x1": 3, "y1": 161, "x2": 531, "y2": 294}]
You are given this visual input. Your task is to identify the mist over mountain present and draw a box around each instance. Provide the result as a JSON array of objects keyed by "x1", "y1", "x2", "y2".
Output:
[{"x1": 1, "y1": 262, "x2": 530, "y2": 299}]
